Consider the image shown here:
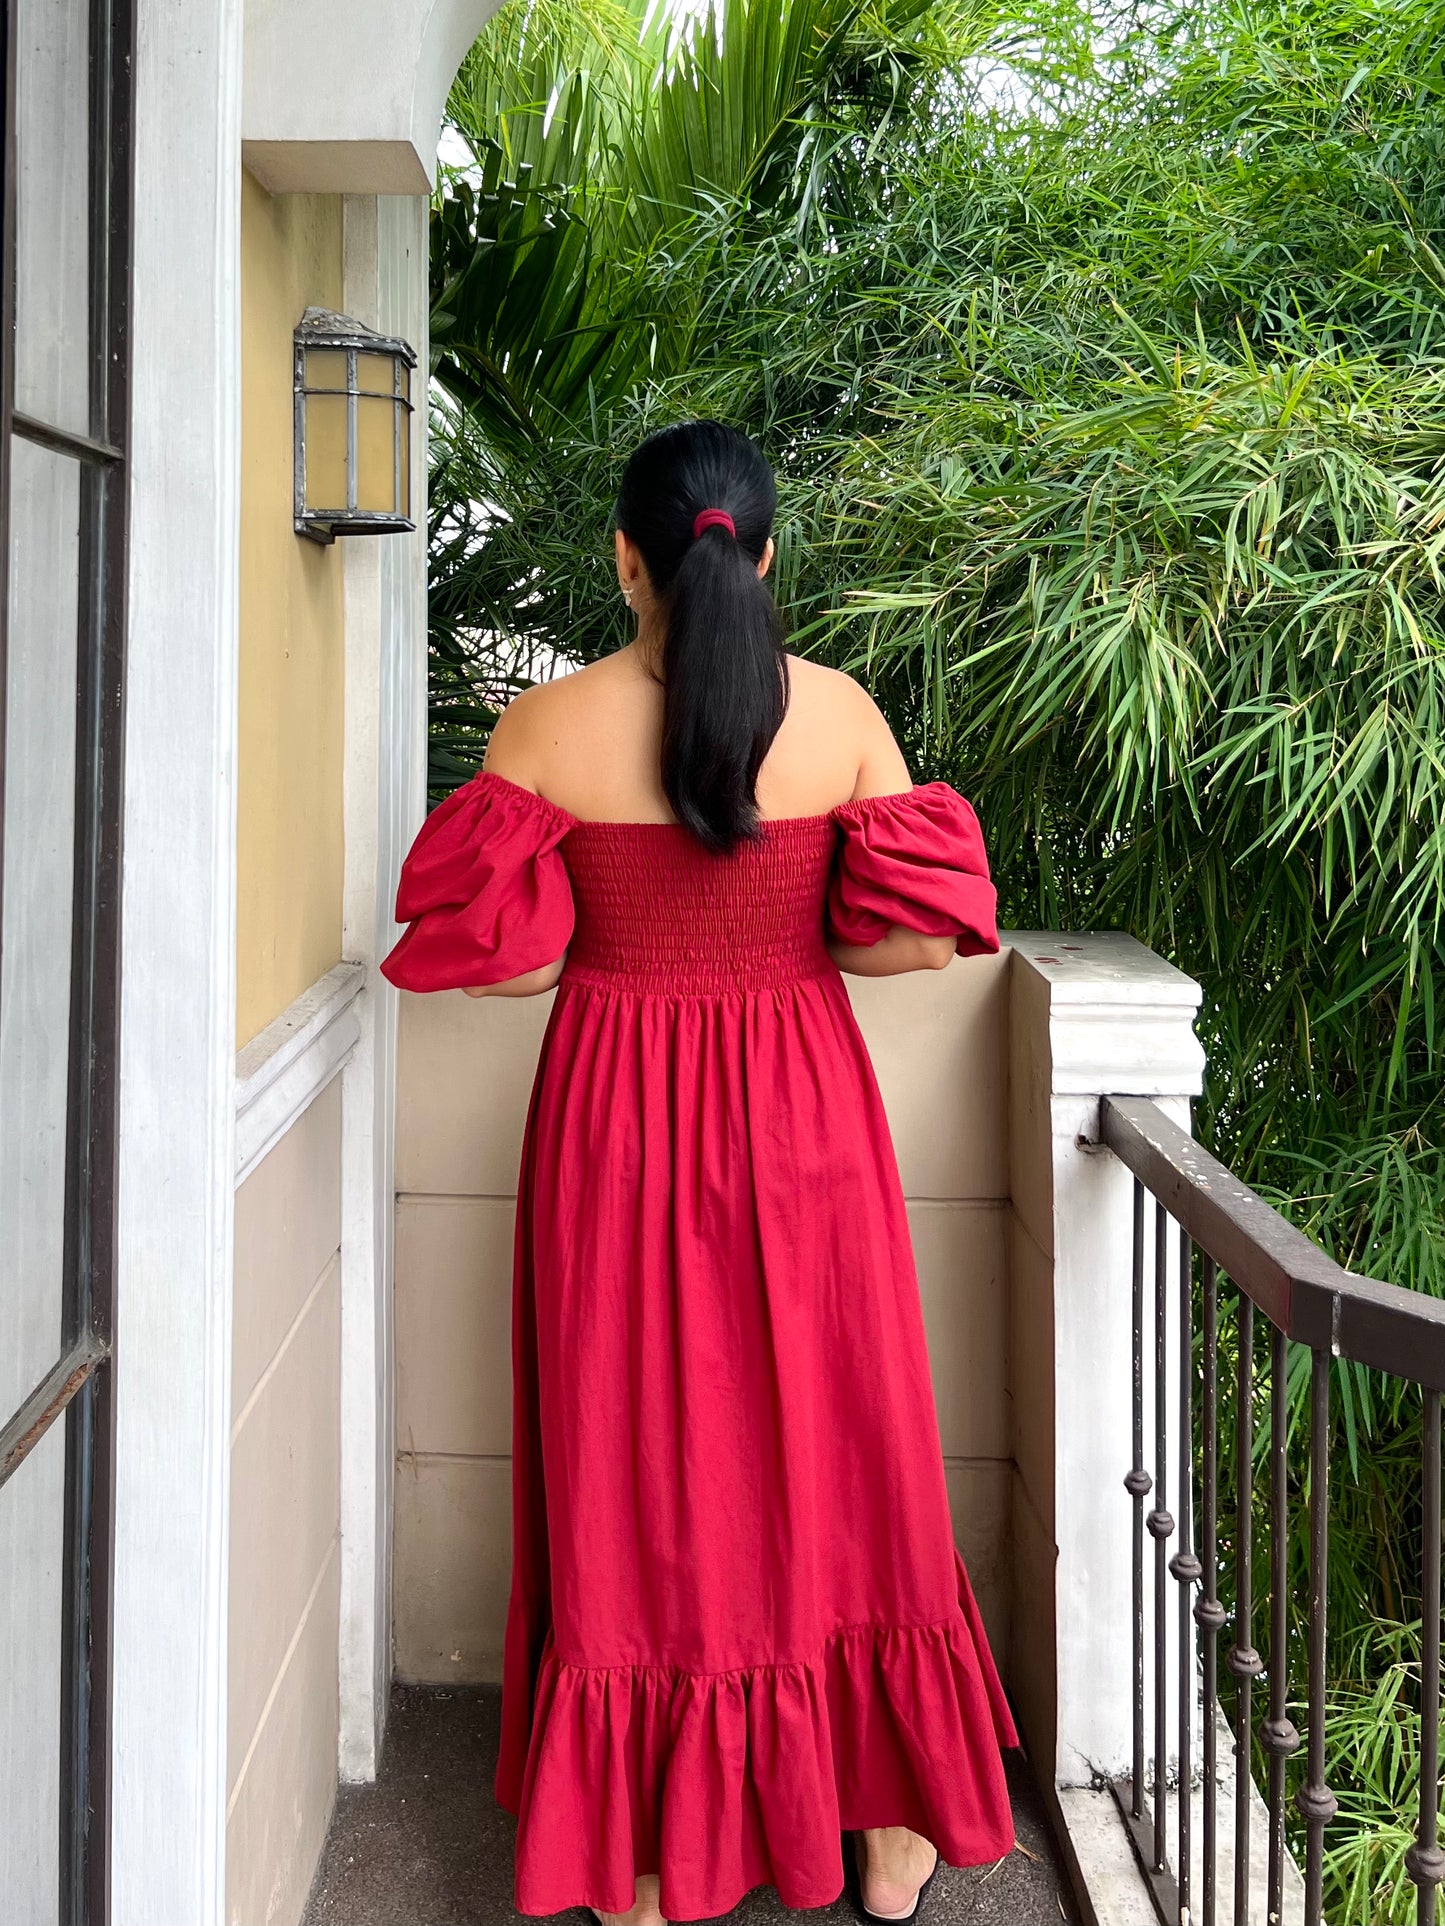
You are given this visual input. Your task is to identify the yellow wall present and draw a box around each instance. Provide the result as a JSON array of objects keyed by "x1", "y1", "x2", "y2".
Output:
[{"x1": 237, "y1": 172, "x2": 346, "y2": 1049}]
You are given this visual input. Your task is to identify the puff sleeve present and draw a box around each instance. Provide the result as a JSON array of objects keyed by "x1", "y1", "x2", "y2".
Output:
[
  {"x1": 378, "y1": 771, "x2": 576, "y2": 992},
  {"x1": 827, "y1": 781, "x2": 999, "y2": 957}
]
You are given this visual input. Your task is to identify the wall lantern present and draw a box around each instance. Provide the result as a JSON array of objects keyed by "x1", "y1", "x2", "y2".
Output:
[{"x1": 293, "y1": 306, "x2": 417, "y2": 543}]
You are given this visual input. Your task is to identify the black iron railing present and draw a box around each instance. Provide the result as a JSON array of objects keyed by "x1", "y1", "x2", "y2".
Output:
[{"x1": 1097, "y1": 1096, "x2": 1445, "y2": 1926}]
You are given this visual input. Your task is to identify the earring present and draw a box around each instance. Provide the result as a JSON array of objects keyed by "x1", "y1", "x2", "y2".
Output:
[{"x1": 621, "y1": 585, "x2": 634, "y2": 607}]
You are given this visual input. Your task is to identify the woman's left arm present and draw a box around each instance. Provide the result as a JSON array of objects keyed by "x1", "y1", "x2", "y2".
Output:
[
  {"x1": 827, "y1": 929, "x2": 956, "y2": 975},
  {"x1": 828, "y1": 691, "x2": 966, "y2": 976}
]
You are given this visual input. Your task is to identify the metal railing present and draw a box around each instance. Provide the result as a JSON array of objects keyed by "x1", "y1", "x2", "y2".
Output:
[{"x1": 1097, "y1": 1096, "x2": 1445, "y2": 1926}]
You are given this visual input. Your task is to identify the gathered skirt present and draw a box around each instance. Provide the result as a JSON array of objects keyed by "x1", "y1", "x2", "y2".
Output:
[
  {"x1": 494, "y1": 965, "x2": 1018, "y2": 1919},
  {"x1": 497, "y1": 970, "x2": 1017, "y2": 1918}
]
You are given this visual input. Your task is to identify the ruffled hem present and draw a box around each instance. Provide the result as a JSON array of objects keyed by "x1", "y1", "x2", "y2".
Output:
[{"x1": 500, "y1": 1548, "x2": 1018, "y2": 1920}]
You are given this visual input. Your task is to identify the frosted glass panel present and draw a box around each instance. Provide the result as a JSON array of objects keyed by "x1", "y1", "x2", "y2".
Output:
[
  {"x1": 303, "y1": 349, "x2": 349, "y2": 393},
  {"x1": 14, "y1": 0, "x2": 91, "y2": 435},
  {"x1": 355, "y1": 396, "x2": 397, "y2": 514},
  {"x1": 355, "y1": 351, "x2": 396, "y2": 396},
  {"x1": 0, "y1": 1418, "x2": 64, "y2": 1926},
  {"x1": 304, "y1": 392, "x2": 350, "y2": 514},
  {"x1": 0, "y1": 439, "x2": 80, "y2": 1419}
]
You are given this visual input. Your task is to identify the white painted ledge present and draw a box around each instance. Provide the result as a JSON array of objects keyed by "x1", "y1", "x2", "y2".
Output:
[
  {"x1": 235, "y1": 962, "x2": 366, "y2": 1184},
  {"x1": 1004, "y1": 929, "x2": 1206, "y2": 1097}
]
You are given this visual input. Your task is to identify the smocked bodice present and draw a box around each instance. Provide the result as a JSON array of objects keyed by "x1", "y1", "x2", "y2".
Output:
[
  {"x1": 561, "y1": 818, "x2": 836, "y2": 996},
  {"x1": 377, "y1": 769, "x2": 1000, "y2": 1000}
]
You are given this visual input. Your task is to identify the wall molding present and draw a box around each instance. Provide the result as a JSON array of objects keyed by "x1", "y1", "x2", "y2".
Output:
[{"x1": 235, "y1": 962, "x2": 366, "y2": 1185}]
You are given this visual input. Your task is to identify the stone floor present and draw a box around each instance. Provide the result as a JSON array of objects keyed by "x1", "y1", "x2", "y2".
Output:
[{"x1": 302, "y1": 1685, "x2": 1079, "y2": 1926}]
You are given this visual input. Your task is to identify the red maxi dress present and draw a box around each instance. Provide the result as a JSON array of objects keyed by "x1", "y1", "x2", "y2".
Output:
[{"x1": 379, "y1": 771, "x2": 1018, "y2": 1919}]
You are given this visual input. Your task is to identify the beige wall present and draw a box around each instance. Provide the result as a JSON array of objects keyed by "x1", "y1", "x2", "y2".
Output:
[
  {"x1": 391, "y1": 955, "x2": 1016, "y2": 1684},
  {"x1": 236, "y1": 171, "x2": 346, "y2": 1050},
  {"x1": 228, "y1": 1077, "x2": 343, "y2": 1926}
]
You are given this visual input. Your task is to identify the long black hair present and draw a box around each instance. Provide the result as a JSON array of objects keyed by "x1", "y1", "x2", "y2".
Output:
[{"x1": 614, "y1": 420, "x2": 788, "y2": 853}]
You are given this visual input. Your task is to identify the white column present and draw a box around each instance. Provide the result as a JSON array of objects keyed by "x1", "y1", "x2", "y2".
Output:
[
  {"x1": 1006, "y1": 932, "x2": 1204, "y2": 1789},
  {"x1": 112, "y1": 2, "x2": 243, "y2": 1921},
  {"x1": 337, "y1": 190, "x2": 431, "y2": 1780}
]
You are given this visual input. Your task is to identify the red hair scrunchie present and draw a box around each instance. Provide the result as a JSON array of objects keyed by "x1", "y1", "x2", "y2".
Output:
[{"x1": 692, "y1": 507, "x2": 736, "y2": 539}]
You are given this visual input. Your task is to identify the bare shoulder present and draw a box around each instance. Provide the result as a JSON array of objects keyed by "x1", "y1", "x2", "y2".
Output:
[
  {"x1": 785, "y1": 655, "x2": 887, "y2": 727},
  {"x1": 785, "y1": 653, "x2": 867, "y2": 701},
  {"x1": 480, "y1": 680, "x2": 550, "y2": 787},
  {"x1": 483, "y1": 652, "x2": 638, "y2": 787},
  {"x1": 781, "y1": 655, "x2": 911, "y2": 799}
]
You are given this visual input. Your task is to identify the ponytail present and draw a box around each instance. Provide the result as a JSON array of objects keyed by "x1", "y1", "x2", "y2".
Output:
[{"x1": 614, "y1": 421, "x2": 788, "y2": 853}]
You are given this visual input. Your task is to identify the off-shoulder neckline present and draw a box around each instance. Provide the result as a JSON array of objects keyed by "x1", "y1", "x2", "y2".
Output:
[{"x1": 470, "y1": 767, "x2": 953, "y2": 832}]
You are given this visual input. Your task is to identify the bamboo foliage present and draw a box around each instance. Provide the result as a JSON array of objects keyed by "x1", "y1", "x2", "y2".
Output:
[{"x1": 431, "y1": 0, "x2": 1000, "y2": 456}]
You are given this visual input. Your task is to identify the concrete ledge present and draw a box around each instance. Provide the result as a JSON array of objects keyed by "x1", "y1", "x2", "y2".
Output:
[
  {"x1": 1004, "y1": 931, "x2": 1205, "y2": 1098},
  {"x1": 1057, "y1": 1706, "x2": 1305, "y2": 1926}
]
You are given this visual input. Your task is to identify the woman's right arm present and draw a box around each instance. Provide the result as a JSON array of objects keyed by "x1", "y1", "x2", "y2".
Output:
[
  {"x1": 456, "y1": 691, "x2": 571, "y2": 997},
  {"x1": 462, "y1": 958, "x2": 567, "y2": 998}
]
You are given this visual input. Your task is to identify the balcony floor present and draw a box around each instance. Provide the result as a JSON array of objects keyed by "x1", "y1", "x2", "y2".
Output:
[{"x1": 301, "y1": 1685, "x2": 1078, "y2": 1925}]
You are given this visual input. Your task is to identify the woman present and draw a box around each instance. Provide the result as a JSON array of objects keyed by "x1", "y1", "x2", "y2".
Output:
[{"x1": 380, "y1": 421, "x2": 1017, "y2": 1924}]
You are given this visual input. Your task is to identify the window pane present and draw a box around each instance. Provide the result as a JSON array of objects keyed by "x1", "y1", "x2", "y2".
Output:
[
  {"x1": 0, "y1": 1417, "x2": 65, "y2": 1926},
  {"x1": 0, "y1": 440, "x2": 80, "y2": 1420},
  {"x1": 14, "y1": 0, "x2": 93, "y2": 436}
]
